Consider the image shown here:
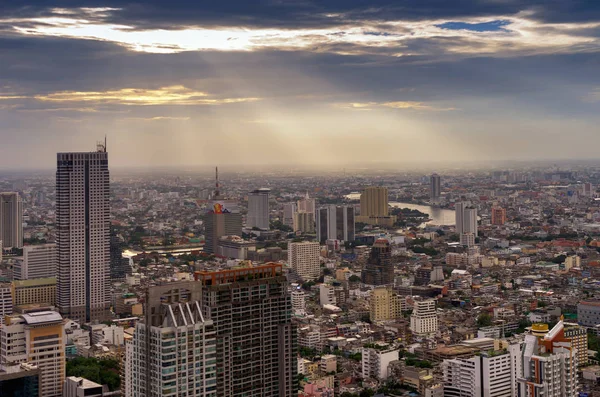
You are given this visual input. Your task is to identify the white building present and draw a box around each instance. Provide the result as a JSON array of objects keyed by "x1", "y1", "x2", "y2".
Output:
[
  {"x1": 0, "y1": 192, "x2": 23, "y2": 249},
  {"x1": 17, "y1": 243, "x2": 56, "y2": 280},
  {"x1": 56, "y1": 146, "x2": 111, "y2": 323},
  {"x1": 283, "y1": 203, "x2": 297, "y2": 227},
  {"x1": 362, "y1": 347, "x2": 399, "y2": 380},
  {"x1": 289, "y1": 241, "x2": 320, "y2": 281},
  {"x1": 320, "y1": 284, "x2": 336, "y2": 306},
  {"x1": 63, "y1": 376, "x2": 104, "y2": 397},
  {"x1": 455, "y1": 202, "x2": 478, "y2": 237},
  {"x1": 297, "y1": 193, "x2": 316, "y2": 217},
  {"x1": 247, "y1": 188, "x2": 270, "y2": 230},
  {"x1": 410, "y1": 299, "x2": 438, "y2": 336},
  {"x1": 291, "y1": 289, "x2": 306, "y2": 315},
  {"x1": 0, "y1": 311, "x2": 66, "y2": 397}
]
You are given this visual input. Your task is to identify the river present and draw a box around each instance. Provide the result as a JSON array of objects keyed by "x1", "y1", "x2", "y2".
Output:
[{"x1": 389, "y1": 202, "x2": 455, "y2": 227}]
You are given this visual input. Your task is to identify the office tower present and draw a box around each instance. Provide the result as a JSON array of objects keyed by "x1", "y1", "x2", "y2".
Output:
[
  {"x1": 288, "y1": 241, "x2": 320, "y2": 281},
  {"x1": 583, "y1": 182, "x2": 594, "y2": 197},
  {"x1": 12, "y1": 278, "x2": 56, "y2": 307},
  {"x1": 0, "y1": 282, "x2": 13, "y2": 325},
  {"x1": 491, "y1": 206, "x2": 507, "y2": 226},
  {"x1": 109, "y1": 229, "x2": 131, "y2": 280},
  {"x1": 316, "y1": 205, "x2": 355, "y2": 244},
  {"x1": 1, "y1": 311, "x2": 66, "y2": 397},
  {"x1": 131, "y1": 282, "x2": 217, "y2": 397},
  {"x1": 430, "y1": 173, "x2": 441, "y2": 201},
  {"x1": 410, "y1": 299, "x2": 438, "y2": 336},
  {"x1": 361, "y1": 238, "x2": 393, "y2": 286},
  {"x1": 455, "y1": 201, "x2": 478, "y2": 235},
  {"x1": 356, "y1": 186, "x2": 396, "y2": 226},
  {"x1": 297, "y1": 192, "x2": 316, "y2": 217},
  {"x1": 283, "y1": 203, "x2": 297, "y2": 227},
  {"x1": 293, "y1": 211, "x2": 315, "y2": 233},
  {"x1": 291, "y1": 289, "x2": 306, "y2": 315},
  {"x1": 370, "y1": 287, "x2": 406, "y2": 322},
  {"x1": 0, "y1": 192, "x2": 23, "y2": 249},
  {"x1": 56, "y1": 145, "x2": 110, "y2": 323},
  {"x1": 204, "y1": 201, "x2": 243, "y2": 254},
  {"x1": 443, "y1": 343, "x2": 522, "y2": 397},
  {"x1": 17, "y1": 244, "x2": 56, "y2": 280},
  {"x1": 197, "y1": 263, "x2": 297, "y2": 397},
  {"x1": 517, "y1": 320, "x2": 579, "y2": 397},
  {"x1": 0, "y1": 363, "x2": 41, "y2": 397},
  {"x1": 247, "y1": 188, "x2": 270, "y2": 230},
  {"x1": 564, "y1": 323, "x2": 588, "y2": 366}
]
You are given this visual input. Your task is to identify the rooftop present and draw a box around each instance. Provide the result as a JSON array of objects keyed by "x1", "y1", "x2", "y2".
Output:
[{"x1": 21, "y1": 311, "x2": 63, "y2": 325}]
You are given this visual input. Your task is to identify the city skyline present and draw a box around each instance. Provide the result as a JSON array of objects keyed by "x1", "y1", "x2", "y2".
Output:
[{"x1": 1, "y1": 1, "x2": 600, "y2": 169}]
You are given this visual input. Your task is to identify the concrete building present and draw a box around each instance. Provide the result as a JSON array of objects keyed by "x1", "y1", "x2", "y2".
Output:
[
  {"x1": 577, "y1": 301, "x2": 600, "y2": 327},
  {"x1": 316, "y1": 205, "x2": 355, "y2": 244},
  {"x1": 217, "y1": 235, "x2": 256, "y2": 259},
  {"x1": 0, "y1": 282, "x2": 12, "y2": 325},
  {"x1": 131, "y1": 283, "x2": 217, "y2": 397},
  {"x1": 294, "y1": 211, "x2": 315, "y2": 233},
  {"x1": 361, "y1": 239, "x2": 393, "y2": 286},
  {"x1": 1, "y1": 311, "x2": 66, "y2": 397},
  {"x1": 564, "y1": 323, "x2": 588, "y2": 367},
  {"x1": 197, "y1": 263, "x2": 297, "y2": 397},
  {"x1": 63, "y1": 376, "x2": 104, "y2": 397},
  {"x1": 370, "y1": 287, "x2": 406, "y2": 322},
  {"x1": 56, "y1": 146, "x2": 111, "y2": 323},
  {"x1": 204, "y1": 201, "x2": 243, "y2": 254},
  {"x1": 247, "y1": 188, "x2": 270, "y2": 230},
  {"x1": 410, "y1": 299, "x2": 438, "y2": 336},
  {"x1": 362, "y1": 347, "x2": 399, "y2": 380},
  {"x1": 291, "y1": 289, "x2": 306, "y2": 315},
  {"x1": 0, "y1": 192, "x2": 23, "y2": 249},
  {"x1": 491, "y1": 207, "x2": 507, "y2": 226},
  {"x1": 356, "y1": 186, "x2": 397, "y2": 226},
  {"x1": 455, "y1": 202, "x2": 478, "y2": 237},
  {"x1": 18, "y1": 244, "x2": 56, "y2": 280},
  {"x1": 443, "y1": 343, "x2": 522, "y2": 397},
  {"x1": 283, "y1": 203, "x2": 297, "y2": 227},
  {"x1": 319, "y1": 283, "x2": 346, "y2": 307},
  {"x1": 12, "y1": 277, "x2": 56, "y2": 307},
  {"x1": 320, "y1": 355, "x2": 337, "y2": 373},
  {"x1": 297, "y1": 193, "x2": 316, "y2": 218},
  {"x1": 430, "y1": 174, "x2": 441, "y2": 201},
  {"x1": 0, "y1": 362, "x2": 41, "y2": 397},
  {"x1": 289, "y1": 241, "x2": 320, "y2": 281}
]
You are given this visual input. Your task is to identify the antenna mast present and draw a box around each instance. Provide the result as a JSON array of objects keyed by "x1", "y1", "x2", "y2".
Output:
[{"x1": 214, "y1": 166, "x2": 220, "y2": 199}]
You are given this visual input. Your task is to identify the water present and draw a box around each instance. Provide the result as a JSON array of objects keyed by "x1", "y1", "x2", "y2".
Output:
[{"x1": 389, "y1": 202, "x2": 455, "y2": 227}]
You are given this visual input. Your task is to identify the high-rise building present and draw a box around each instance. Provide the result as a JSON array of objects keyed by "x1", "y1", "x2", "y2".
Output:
[
  {"x1": 0, "y1": 192, "x2": 23, "y2": 249},
  {"x1": 297, "y1": 193, "x2": 316, "y2": 217},
  {"x1": 247, "y1": 188, "x2": 270, "y2": 230},
  {"x1": 455, "y1": 202, "x2": 478, "y2": 246},
  {"x1": 316, "y1": 205, "x2": 355, "y2": 244},
  {"x1": 283, "y1": 203, "x2": 297, "y2": 227},
  {"x1": 361, "y1": 239, "x2": 394, "y2": 286},
  {"x1": 291, "y1": 289, "x2": 306, "y2": 315},
  {"x1": 17, "y1": 244, "x2": 56, "y2": 280},
  {"x1": 0, "y1": 363, "x2": 41, "y2": 397},
  {"x1": 362, "y1": 347, "x2": 399, "y2": 380},
  {"x1": 370, "y1": 287, "x2": 406, "y2": 322},
  {"x1": 0, "y1": 283, "x2": 13, "y2": 326},
  {"x1": 12, "y1": 277, "x2": 56, "y2": 308},
  {"x1": 517, "y1": 320, "x2": 579, "y2": 397},
  {"x1": 410, "y1": 299, "x2": 438, "y2": 336},
  {"x1": 430, "y1": 174, "x2": 441, "y2": 201},
  {"x1": 197, "y1": 263, "x2": 297, "y2": 397},
  {"x1": 491, "y1": 206, "x2": 507, "y2": 226},
  {"x1": 443, "y1": 343, "x2": 522, "y2": 397},
  {"x1": 288, "y1": 241, "x2": 320, "y2": 281},
  {"x1": 204, "y1": 201, "x2": 243, "y2": 254},
  {"x1": 1, "y1": 311, "x2": 66, "y2": 397},
  {"x1": 293, "y1": 211, "x2": 315, "y2": 233},
  {"x1": 577, "y1": 301, "x2": 600, "y2": 327},
  {"x1": 564, "y1": 323, "x2": 588, "y2": 367},
  {"x1": 56, "y1": 145, "x2": 110, "y2": 323},
  {"x1": 110, "y1": 229, "x2": 130, "y2": 280},
  {"x1": 131, "y1": 282, "x2": 217, "y2": 397},
  {"x1": 356, "y1": 186, "x2": 396, "y2": 227}
]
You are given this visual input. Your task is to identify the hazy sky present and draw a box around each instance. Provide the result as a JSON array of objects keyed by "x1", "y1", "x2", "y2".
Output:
[{"x1": 1, "y1": 1, "x2": 600, "y2": 169}]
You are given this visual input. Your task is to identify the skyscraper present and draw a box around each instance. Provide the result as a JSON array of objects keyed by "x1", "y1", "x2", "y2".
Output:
[
  {"x1": 297, "y1": 192, "x2": 316, "y2": 217},
  {"x1": 316, "y1": 205, "x2": 355, "y2": 244},
  {"x1": 204, "y1": 201, "x2": 243, "y2": 254},
  {"x1": 361, "y1": 238, "x2": 394, "y2": 286},
  {"x1": 197, "y1": 263, "x2": 297, "y2": 396},
  {"x1": 131, "y1": 282, "x2": 217, "y2": 397},
  {"x1": 56, "y1": 143, "x2": 110, "y2": 323},
  {"x1": 356, "y1": 186, "x2": 396, "y2": 226},
  {"x1": 247, "y1": 188, "x2": 270, "y2": 230},
  {"x1": 110, "y1": 228, "x2": 131, "y2": 279},
  {"x1": 283, "y1": 202, "x2": 297, "y2": 227},
  {"x1": 0, "y1": 192, "x2": 23, "y2": 249},
  {"x1": 293, "y1": 211, "x2": 315, "y2": 233},
  {"x1": 288, "y1": 241, "x2": 320, "y2": 281},
  {"x1": 455, "y1": 201, "x2": 478, "y2": 246},
  {"x1": 410, "y1": 299, "x2": 438, "y2": 336},
  {"x1": 491, "y1": 206, "x2": 507, "y2": 226},
  {"x1": 430, "y1": 174, "x2": 441, "y2": 201}
]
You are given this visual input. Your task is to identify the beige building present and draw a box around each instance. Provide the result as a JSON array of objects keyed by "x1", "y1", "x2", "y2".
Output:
[
  {"x1": 357, "y1": 186, "x2": 397, "y2": 226},
  {"x1": 564, "y1": 322, "x2": 588, "y2": 366},
  {"x1": 12, "y1": 277, "x2": 56, "y2": 307},
  {"x1": 320, "y1": 354, "x2": 337, "y2": 373},
  {"x1": 289, "y1": 241, "x2": 320, "y2": 281},
  {"x1": 1, "y1": 311, "x2": 66, "y2": 397},
  {"x1": 294, "y1": 211, "x2": 315, "y2": 233},
  {"x1": 370, "y1": 287, "x2": 406, "y2": 322}
]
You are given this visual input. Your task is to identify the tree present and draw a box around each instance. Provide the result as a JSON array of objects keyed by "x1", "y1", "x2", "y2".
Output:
[
  {"x1": 477, "y1": 313, "x2": 493, "y2": 327},
  {"x1": 66, "y1": 357, "x2": 121, "y2": 391},
  {"x1": 349, "y1": 275, "x2": 361, "y2": 283}
]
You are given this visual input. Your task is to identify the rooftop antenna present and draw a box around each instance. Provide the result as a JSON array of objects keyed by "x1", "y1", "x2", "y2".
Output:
[
  {"x1": 214, "y1": 166, "x2": 220, "y2": 199},
  {"x1": 104, "y1": 135, "x2": 107, "y2": 152}
]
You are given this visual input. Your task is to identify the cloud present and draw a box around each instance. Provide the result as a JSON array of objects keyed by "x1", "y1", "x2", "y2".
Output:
[
  {"x1": 122, "y1": 116, "x2": 191, "y2": 121},
  {"x1": 335, "y1": 101, "x2": 456, "y2": 111}
]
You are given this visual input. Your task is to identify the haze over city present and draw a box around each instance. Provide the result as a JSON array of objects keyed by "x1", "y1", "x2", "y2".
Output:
[{"x1": 2, "y1": 1, "x2": 600, "y2": 169}]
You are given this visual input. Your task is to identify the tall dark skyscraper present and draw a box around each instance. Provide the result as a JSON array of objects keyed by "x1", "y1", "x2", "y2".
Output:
[
  {"x1": 361, "y1": 238, "x2": 394, "y2": 286},
  {"x1": 56, "y1": 142, "x2": 110, "y2": 323},
  {"x1": 110, "y1": 228, "x2": 130, "y2": 280},
  {"x1": 197, "y1": 263, "x2": 297, "y2": 396},
  {"x1": 0, "y1": 192, "x2": 23, "y2": 249},
  {"x1": 316, "y1": 205, "x2": 355, "y2": 244},
  {"x1": 430, "y1": 173, "x2": 441, "y2": 201}
]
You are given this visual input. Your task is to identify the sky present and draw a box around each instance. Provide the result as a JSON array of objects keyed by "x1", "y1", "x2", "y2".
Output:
[{"x1": 1, "y1": 0, "x2": 600, "y2": 170}]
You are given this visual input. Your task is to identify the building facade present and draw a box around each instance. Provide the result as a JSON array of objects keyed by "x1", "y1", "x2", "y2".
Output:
[
  {"x1": 204, "y1": 201, "x2": 243, "y2": 254},
  {"x1": 56, "y1": 146, "x2": 111, "y2": 323},
  {"x1": 430, "y1": 174, "x2": 441, "y2": 201},
  {"x1": 370, "y1": 287, "x2": 406, "y2": 322},
  {"x1": 288, "y1": 241, "x2": 320, "y2": 281},
  {"x1": 12, "y1": 277, "x2": 56, "y2": 307},
  {"x1": 491, "y1": 207, "x2": 507, "y2": 226},
  {"x1": 247, "y1": 188, "x2": 270, "y2": 230},
  {"x1": 316, "y1": 205, "x2": 355, "y2": 244},
  {"x1": 294, "y1": 211, "x2": 315, "y2": 233},
  {"x1": 362, "y1": 239, "x2": 394, "y2": 286},
  {"x1": 0, "y1": 192, "x2": 23, "y2": 249},
  {"x1": 19, "y1": 244, "x2": 56, "y2": 280},
  {"x1": 0, "y1": 283, "x2": 12, "y2": 325},
  {"x1": 410, "y1": 299, "x2": 438, "y2": 336}
]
